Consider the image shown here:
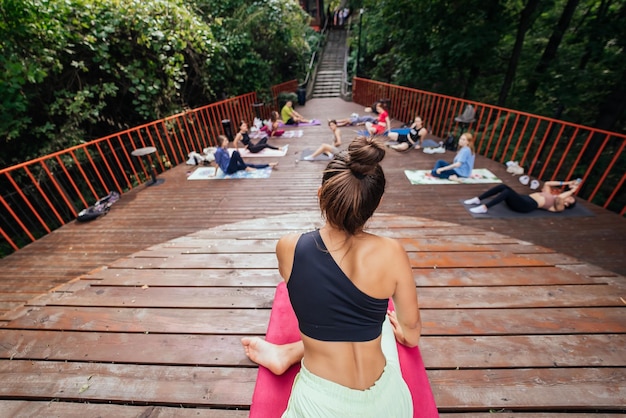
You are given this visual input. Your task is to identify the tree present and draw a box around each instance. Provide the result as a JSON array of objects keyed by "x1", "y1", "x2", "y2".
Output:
[
  {"x1": 0, "y1": 0, "x2": 314, "y2": 167},
  {"x1": 526, "y1": 0, "x2": 581, "y2": 97},
  {"x1": 497, "y1": 0, "x2": 542, "y2": 107}
]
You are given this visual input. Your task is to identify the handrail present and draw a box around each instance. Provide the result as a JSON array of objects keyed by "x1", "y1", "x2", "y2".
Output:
[
  {"x1": 352, "y1": 77, "x2": 626, "y2": 216},
  {"x1": 0, "y1": 92, "x2": 261, "y2": 255},
  {"x1": 340, "y1": 16, "x2": 353, "y2": 98},
  {"x1": 2, "y1": 79, "x2": 624, "y2": 256},
  {"x1": 301, "y1": 16, "x2": 329, "y2": 94}
]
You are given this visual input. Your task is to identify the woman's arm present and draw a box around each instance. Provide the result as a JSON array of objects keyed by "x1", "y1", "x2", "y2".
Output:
[
  {"x1": 543, "y1": 179, "x2": 581, "y2": 194},
  {"x1": 233, "y1": 132, "x2": 243, "y2": 150},
  {"x1": 388, "y1": 240, "x2": 421, "y2": 347},
  {"x1": 544, "y1": 179, "x2": 578, "y2": 188},
  {"x1": 275, "y1": 233, "x2": 300, "y2": 282},
  {"x1": 334, "y1": 129, "x2": 342, "y2": 147}
]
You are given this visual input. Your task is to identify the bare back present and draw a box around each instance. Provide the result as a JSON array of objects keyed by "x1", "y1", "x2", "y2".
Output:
[{"x1": 276, "y1": 226, "x2": 419, "y2": 390}]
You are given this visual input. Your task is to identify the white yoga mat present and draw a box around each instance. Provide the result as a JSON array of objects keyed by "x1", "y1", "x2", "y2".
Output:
[
  {"x1": 187, "y1": 167, "x2": 272, "y2": 180},
  {"x1": 404, "y1": 168, "x2": 502, "y2": 185},
  {"x1": 282, "y1": 130, "x2": 303, "y2": 138}
]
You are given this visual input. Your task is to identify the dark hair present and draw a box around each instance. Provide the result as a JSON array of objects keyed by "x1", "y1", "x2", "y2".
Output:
[
  {"x1": 328, "y1": 119, "x2": 337, "y2": 125},
  {"x1": 319, "y1": 136, "x2": 386, "y2": 235},
  {"x1": 270, "y1": 111, "x2": 279, "y2": 122}
]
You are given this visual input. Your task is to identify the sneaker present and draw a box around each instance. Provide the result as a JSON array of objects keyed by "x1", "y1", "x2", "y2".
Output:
[
  {"x1": 470, "y1": 205, "x2": 488, "y2": 214},
  {"x1": 302, "y1": 155, "x2": 313, "y2": 161},
  {"x1": 464, "y1": 197, "x2": 481, "y2": 205},
  {"x1": 432, "y1": 146, "x2": 446, "y2": 154},
  {"x1": 519, "y1": 175, "x2": 530, "y2": 185},
  {"x1": 530, "y1": 179, "x2": 540, "y2": 190},
  {"x1": 423, "y1": 147, "x2": 435, "y2": 154}
]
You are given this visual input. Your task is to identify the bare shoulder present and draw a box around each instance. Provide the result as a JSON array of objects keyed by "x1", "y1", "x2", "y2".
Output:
[
  {"x1": 367, "y1": 234, "x2": 406, "y2": 258},
  {"x1": 276, "y1": 232, "x2": 301, "y2": 281},
  {"x1": 276, "y1": 232, "x2": 300, "y2": 252}
]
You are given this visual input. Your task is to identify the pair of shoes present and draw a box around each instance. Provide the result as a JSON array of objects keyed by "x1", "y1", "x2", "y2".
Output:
[
  {"x1": 470, "y1": 205, "x2": 488, "y2": 214},
  {"x1": 464, "y1": 197, "x2": 481, "y2": 205},
  {"x1": 423, "y1": 146, "x2": 445, "y2": 154}
]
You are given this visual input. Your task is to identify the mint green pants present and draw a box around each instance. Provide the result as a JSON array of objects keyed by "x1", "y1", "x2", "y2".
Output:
[{"x1": 281, "y1": 318, "x2": 412, "y2": 418}]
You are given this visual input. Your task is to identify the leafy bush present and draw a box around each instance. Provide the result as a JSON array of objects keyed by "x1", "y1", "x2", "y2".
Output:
[{"x1": 0, "y1": 0, "x2": 313, "y2": 167}]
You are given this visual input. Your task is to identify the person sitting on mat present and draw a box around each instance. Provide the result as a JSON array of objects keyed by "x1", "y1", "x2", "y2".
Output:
[
  {"x1": 429, "y1": 132, "x2": 475, "y2": 181},
  {"x1": 260, "y1": 111, "x2": 285, "y2": 137},
  {"x1": 281, "y1": 100, "x2": 311, "y2": 125},
  {"x1": 241, "y1": 135, "x2": 421, "y2": 417},
  {"x1": 365, "y1": 101, "x2": 389, "y2": 136},
  {"x1": 302, "y1": 119, "x2": 342, "y2": 161},
  {"x1": 464, "y1": 179, "x2": 580, "y2": 214},
  {"x1": 388, "y1": 115, "x2": 429, "y2": 151},
  {"x1": 214, "y1": 135, "x2": 277, "y2": 175},
  {"x1": 234, "y1": 121, "x2": 286, "y2": 154}
]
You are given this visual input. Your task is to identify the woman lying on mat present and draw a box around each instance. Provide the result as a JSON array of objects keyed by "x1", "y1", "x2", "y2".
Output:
[
  {"x1": 260, "y1": 111, "x2": 285, "y2": 137},
  {"x1": 242, "y1": 136, "x2": 421, "y2": 417},
  {"x1": 388, "y1": 115, "x2": 429, "y2": 151},
  {"x1": 465, "y1": 179, "x2": 581, "y2": 214},
  {"x1": 214, "y1": 135, "x2": 277, "y2": 175},
  {"x1": 429, "y1": 133, "x2": 475, "y2": 181},
  {"x1": 302, "y1": 119, "x2": 342, "y2": 161},
  {"x1": 235, "y1": 121, "x2": 286, "y2": 154}
]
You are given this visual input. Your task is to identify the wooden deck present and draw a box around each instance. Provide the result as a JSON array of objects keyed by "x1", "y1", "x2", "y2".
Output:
[{"x1": 1, "y1": 98, "x2": 625, "y2": 416}]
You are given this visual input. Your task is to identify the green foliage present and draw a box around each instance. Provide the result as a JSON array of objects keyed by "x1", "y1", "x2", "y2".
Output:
[
  {"x1": 192, "y1": 0, "x2": 313, "y2": 100},
  {"x1": 353, "y1": 0, "x2": 626, "y2": 132},
  {"x1": 0, "y1": 0, "x2": 314, "y2": 167}
]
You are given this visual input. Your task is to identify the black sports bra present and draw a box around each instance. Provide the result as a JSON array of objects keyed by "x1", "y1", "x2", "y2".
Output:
[{"x1": 287, "y1": 230, "x2": 388, "y2": 342}]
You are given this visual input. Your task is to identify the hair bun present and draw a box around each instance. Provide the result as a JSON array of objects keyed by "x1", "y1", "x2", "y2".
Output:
[{"x1": 347, "y1": 136, "x2": 385, "y2": 177}]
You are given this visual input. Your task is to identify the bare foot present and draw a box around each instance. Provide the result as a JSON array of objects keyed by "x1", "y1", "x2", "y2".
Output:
[
  {"x1": 449, "y1": 174, "x2": 462, "y2": 182},
  {"x1": 269, "y1": 162, "x2": 278, "y2": 169},
  {"x1": 245, "y1": 167, "x2": 257, "y2": 172},
  {"x1": 241, "y1": 337, "x2": 292, "y2": 375},
  {"x1": 391, "y1": 143, "x2": 409, "y2": 151}
]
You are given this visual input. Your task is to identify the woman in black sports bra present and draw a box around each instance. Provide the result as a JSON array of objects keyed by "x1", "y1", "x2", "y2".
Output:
[
  {"x1": 242, "y1": 136, "x2": 421, "y2": 417},
  {"x1": 234, "y1": 121, "x2": 286, "y2": 154}
]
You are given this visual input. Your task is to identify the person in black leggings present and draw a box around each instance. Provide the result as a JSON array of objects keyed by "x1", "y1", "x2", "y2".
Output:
[
  {"x1": 464, "y1": 180, "x2": 580, "y2": 214},
  {"x1": 234, "y1": 121, "x2": 286, "y2": 154},
  {"x1": 214, "y1": 135, "x2": 277, "y2": 175}
]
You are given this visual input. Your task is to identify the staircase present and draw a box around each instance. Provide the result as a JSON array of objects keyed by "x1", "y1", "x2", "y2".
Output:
[{"x1": 311, "y1": 29, "x2": 348, "y2": 98}]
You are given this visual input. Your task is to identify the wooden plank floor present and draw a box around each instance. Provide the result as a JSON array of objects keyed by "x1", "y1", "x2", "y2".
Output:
[{"x1": 1, "y1": 98, "x2": 625, "y2": 416}]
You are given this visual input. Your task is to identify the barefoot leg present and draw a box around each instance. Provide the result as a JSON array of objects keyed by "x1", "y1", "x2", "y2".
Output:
[{"x1": 241, "y1": 337, "x2": 304, "y2": 375}]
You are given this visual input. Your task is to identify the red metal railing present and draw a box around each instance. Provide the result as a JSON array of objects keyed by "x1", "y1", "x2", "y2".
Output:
[
  {"x1": 2, "y1": 79, "x2": 624, "y2": 256},
  {"x1": 0, "y1": 92, "x2": 269, "y2": 255},
  {"x1": 353, "y1": 77, "x2": 625, "y2": 216}
]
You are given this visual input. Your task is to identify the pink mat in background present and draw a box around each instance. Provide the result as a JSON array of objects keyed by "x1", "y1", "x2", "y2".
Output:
[
  {"x1": 249, "y1": 281, "x2": 439, "y2": 417},
  {"x1": 278, "y1": 119, "x2": 321, "y2": 127}
]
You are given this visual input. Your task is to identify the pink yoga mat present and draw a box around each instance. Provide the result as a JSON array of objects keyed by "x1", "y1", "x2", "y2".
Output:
[{"x1": 249, "y1": 282, "x2": 439, "y2": 417}]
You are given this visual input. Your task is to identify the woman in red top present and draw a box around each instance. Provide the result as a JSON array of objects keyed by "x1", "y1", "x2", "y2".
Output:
[
  {"x1": 365, "y1": 101, "x2": 389, "y2": 136},
  {"x1": 259, "y1": 111, "x2": 285, "y2": 137}
]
